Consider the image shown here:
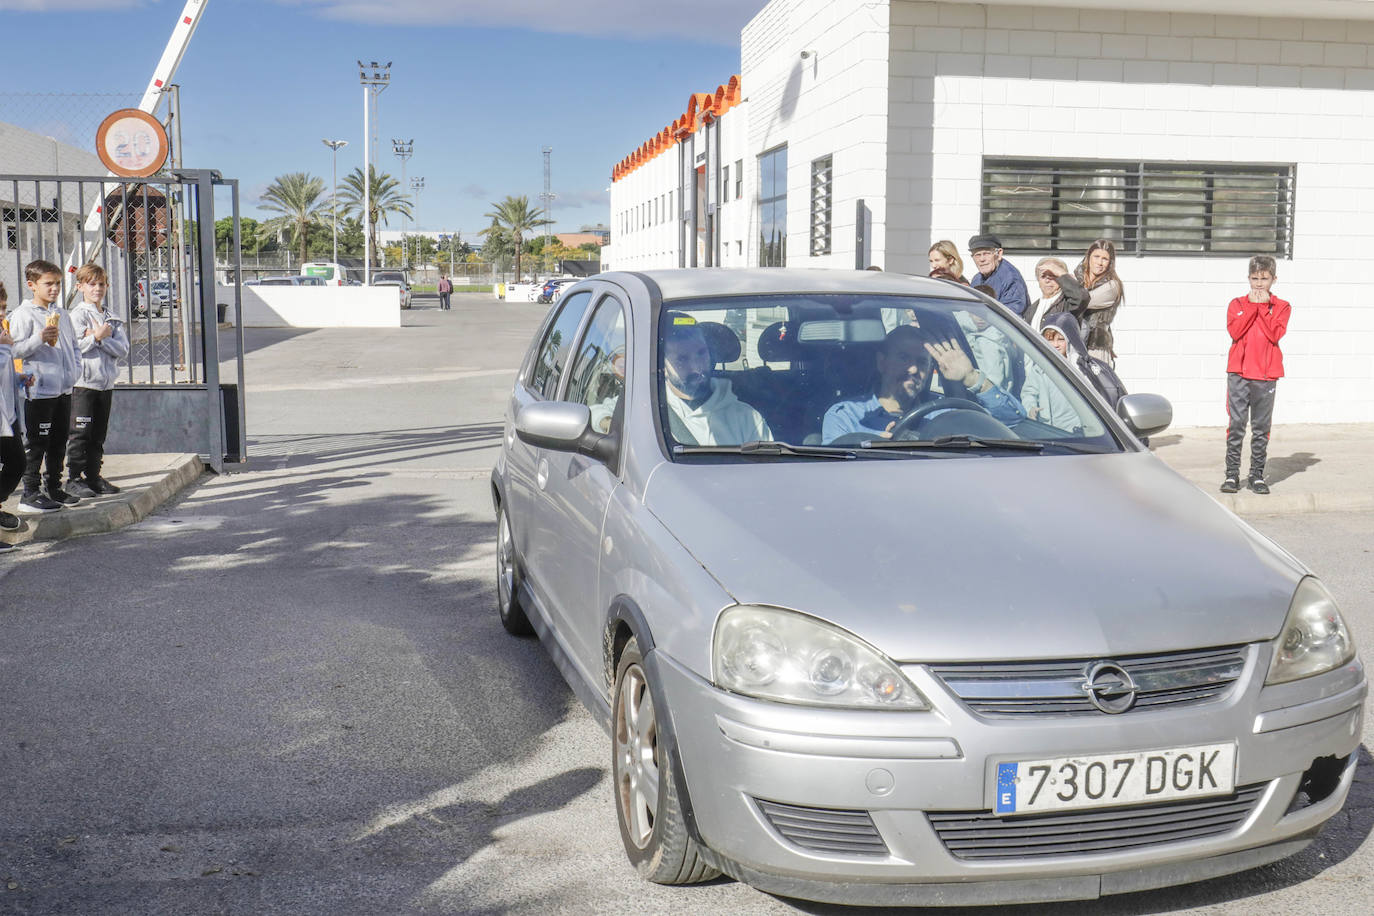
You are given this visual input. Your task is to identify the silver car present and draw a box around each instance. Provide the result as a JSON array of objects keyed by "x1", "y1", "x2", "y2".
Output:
[{"x1": 490, "y1": 269, "x2": 1364, "y2": 905}]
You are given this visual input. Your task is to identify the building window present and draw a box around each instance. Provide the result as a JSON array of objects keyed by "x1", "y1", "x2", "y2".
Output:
[
  {"x1": 721, "y1": 165, "x2": 730, "y2": 205},
  {"x1": 982, "y1": 157, "x2": 1296, "y2": 257},
  {"x1": 758, "y1": 146, "x2": 787, "y2": 267},
  {"x1": 810, "y1": 155, "x2": 833, "y2": 257},
  {"x1": 735, "y1": 159, "x2": 743, "y2": 200}
]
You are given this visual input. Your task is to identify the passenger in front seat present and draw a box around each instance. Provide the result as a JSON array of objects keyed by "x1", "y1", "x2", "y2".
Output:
[{"x1": 661, "y1": 314, "x2": 772, "y2": 446}]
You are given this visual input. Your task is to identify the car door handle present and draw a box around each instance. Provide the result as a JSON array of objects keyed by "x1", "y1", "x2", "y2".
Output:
[{"x1": 536, "y1": 457, "x2": 549, "y2": 490}]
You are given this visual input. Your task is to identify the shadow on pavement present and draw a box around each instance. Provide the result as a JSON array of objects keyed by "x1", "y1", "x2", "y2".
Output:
[
  {"x1": 247, "y1": 423, "x2": 503, "y2": 473},
  {"x1": 1265, "y1": 451, "x2": 1321, "y2": 486}
]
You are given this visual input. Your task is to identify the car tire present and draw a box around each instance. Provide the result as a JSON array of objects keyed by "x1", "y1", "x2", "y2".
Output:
[
  {"x1": 613, "y1": 637, "x2": 719, "y2": 885},
  {"x1": 496, "y1": 504, "x2": 534, "y2": 636}
]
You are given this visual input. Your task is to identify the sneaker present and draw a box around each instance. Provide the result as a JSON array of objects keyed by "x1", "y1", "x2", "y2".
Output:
[
  {"x1": 1250, "y1": 478, "x2": 1270, "y2": 495},
  {"x1": 0, "y1": 510, "x2": 20, "y2": 530},
  {"x1": 90, "y1": 477, "x2": 122, "y2": 495},
  {"x1": 46, "y1": 488, "x2": 81, "y2": 507},
  {"x1": 1220, "y1": 477, "x2": 1240, "y2": 494},
  {"x1": 66, "y1": 479, "x2": 98, "y2": 499},
  {"x1": 0, "y1": 541, "x2": 13, "y2": 552},
  {"x1": 18, "y1": 491, "x2": 63, "y2": 513}
]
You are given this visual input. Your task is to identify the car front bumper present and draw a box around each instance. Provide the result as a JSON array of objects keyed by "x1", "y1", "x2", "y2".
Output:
[{"x1": 652, "y1": 648, "x2": 1365, "y2": 905}]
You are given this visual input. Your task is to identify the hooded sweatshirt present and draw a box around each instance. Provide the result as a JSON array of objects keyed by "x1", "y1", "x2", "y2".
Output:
[
  {"x1": 1043, "y1": 313, "x2": 1126, "y2": 409},
  {"x1": 8, "y1": 300, "x2": 80, "y2": 398},
  {"x1": 0, "y1": 339, "x2": 24, "y2": 438},
  {"x1": 665, "y1": 378, "x2": 772, "y2": 446},
  {"x1": 1020, "y1": 338, "x2": 1082, "y2": 433},
  {"x1": 955, "y1": 311, "x2": 1012, "y2": 389},
  {"x1": 70, "y1": 301, "x2": 131, "y2": 391}
]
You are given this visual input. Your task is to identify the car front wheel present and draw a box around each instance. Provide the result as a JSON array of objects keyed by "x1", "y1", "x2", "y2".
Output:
[
  {"x1": 496, "y1": 505, "x2": 533, "y2": 636},
  {"x1": 613, "y1": 637, "x2": 719, "y2": 884}
]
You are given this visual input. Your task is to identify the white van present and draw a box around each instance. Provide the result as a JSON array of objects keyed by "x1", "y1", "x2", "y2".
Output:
[{"x1": 300, "y1": 262, "x2": 347, "y2": 286}]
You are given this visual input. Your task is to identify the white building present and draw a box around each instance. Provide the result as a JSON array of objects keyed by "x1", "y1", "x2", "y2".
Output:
[{"x1": 607, "y1": 0, "x2": 1374, "y2": 425}]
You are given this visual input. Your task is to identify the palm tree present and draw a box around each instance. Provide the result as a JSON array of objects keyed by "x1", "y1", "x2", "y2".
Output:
[
  {"x1": 259, "y1": 172, "x2": 327, "y2": 266},
  {"x1": 481, "y1": 195, "x2": 552, "y2": 281},
  {"x1": 337, "y1": 165, "x2": 412, "y2": 268}
]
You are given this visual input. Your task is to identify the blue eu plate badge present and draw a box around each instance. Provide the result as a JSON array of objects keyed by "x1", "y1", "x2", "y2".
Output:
[{"x1": 996, "y1": 762, "x2": 1017, "y2": 814}]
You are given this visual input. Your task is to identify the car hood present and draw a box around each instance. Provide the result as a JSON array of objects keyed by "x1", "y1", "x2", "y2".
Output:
[{"x1": 641, "y1": 452, "x2": 1304, "y2": 662}]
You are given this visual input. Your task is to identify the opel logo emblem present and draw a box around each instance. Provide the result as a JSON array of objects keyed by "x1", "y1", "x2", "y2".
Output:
[{"x1": 1082, "y1": 662, "x2": 1138, "y2": 714}]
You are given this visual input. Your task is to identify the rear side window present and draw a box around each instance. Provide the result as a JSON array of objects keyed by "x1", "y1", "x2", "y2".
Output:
[
  {"x1": 565, "y1": 297, "x2": 627, "y2": 434},
  {"x1": 530, "y1": 291, "x2": 592, "y2": 398}
]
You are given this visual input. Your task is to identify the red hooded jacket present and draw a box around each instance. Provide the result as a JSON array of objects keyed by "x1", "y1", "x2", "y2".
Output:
[{"x1": 1226, "y1": 294, "x2": 1289, "y2": 380}]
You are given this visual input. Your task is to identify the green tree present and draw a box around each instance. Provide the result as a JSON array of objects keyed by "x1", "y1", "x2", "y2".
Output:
[
  {"x1": 260, "y1": 172, "x2": 327, "y2": 265},
  {"x1": 481, "y1": 195, "x2": 552, "y2": 280},
  {"x1": 337, "y1": 165, "x2": 412, "y2": 268},
  {"x1": 478, "y1": 221, "x2": 515, "y2": 276}
]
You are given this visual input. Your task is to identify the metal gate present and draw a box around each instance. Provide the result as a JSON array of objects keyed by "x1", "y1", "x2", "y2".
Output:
[{"x1": 1, "y1": 169, "x2": 246, "y2": 471}]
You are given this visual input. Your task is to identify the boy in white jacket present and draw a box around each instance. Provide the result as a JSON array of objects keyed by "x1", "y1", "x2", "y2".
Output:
[
  {"x1": 66, "y1": 263, "x2": 129, "y2": 498},
  {"x1": 7, "y1": 259, "x2": 81, "y2": 513}
]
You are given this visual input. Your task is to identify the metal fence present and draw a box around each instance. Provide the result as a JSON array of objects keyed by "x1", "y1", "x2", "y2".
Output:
[{"x1": 0, "y1": 169, "x2": 246, "y2": 471}]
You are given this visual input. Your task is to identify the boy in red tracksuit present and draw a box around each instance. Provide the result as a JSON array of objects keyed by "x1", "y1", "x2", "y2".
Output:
[{"x1": 1221, "y1": 256, "x2": 1290, "y2": 495}]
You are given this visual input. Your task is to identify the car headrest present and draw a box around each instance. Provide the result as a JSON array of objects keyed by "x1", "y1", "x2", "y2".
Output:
[
  {"x1": 697, "y1": 321, "x2": 742, "y2": 366},
  {"x1": 757, "y1": 321, "x2": 794, "y2": 363}
]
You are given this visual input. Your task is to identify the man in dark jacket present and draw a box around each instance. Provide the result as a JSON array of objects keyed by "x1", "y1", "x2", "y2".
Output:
[
  {"x1": 968, "y1": 233, "x2": 1031, "y2": 321},
  {"x1": 1222, "y1": 256, "x2": 1290, "y2": 495}
]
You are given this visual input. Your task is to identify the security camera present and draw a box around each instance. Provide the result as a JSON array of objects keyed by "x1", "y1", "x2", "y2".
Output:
[{"x1": 801, "y1": 49, "x2": 815, "y2": 60}]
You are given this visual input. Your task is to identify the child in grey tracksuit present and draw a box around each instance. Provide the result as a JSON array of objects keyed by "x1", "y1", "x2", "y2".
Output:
[
  {"x1": 66, "y1": 263, "x2": 129, "y2": 498},
  {"x1": 8, "y1": 259, "x2": 81, "y2": 512}
]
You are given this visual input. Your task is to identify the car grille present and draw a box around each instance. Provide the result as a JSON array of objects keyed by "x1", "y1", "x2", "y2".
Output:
[
  {"x1": 929, "y1": 784, "x2": 1265, "y2": 860},
  {"x1": 925, "y1": 646, "x2": 1247, "y2": 717},
  {"x1": 753, "y1": 799, "x2": 889, "y2": 857}
]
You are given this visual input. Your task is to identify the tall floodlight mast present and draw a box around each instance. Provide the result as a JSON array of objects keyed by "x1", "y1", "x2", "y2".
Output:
[{"x1": 358, "y1": 60, "x2": 391, "y2": 285}]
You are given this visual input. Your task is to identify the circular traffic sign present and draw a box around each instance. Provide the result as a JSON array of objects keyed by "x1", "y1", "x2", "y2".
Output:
[{"x1": 95, "y1": 108, "x2": 170, "y2": 178}]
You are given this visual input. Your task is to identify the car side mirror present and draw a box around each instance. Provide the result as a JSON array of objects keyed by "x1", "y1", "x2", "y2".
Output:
[
  {"x1": 515, "y1": 401, "x2": 618, "y2": 463},
  {"x1": 1117, "y1": 393, "x2": 1172, "y2": 439}
]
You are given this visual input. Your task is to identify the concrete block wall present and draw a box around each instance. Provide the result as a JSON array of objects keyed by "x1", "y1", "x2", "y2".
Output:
[
  {"x1": 743, "y1": 0, "x2": 894, "y2": 269},
  {"x1": 889, "y1": 1, "x2": 1374, "y2": 425}
]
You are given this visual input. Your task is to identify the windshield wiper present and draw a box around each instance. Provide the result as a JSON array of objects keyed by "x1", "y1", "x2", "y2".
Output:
[
  {"x1": 859, "y1": 434, "x2": 1044, "y2": 452},
  {"x1": 674, "y1": 440, "x2": 859, "y2": 459}
]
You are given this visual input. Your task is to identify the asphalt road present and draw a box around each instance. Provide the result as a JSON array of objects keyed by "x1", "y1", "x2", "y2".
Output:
[{"x1": 0, "y1": 291, "x2": 1369, "y2": 914}]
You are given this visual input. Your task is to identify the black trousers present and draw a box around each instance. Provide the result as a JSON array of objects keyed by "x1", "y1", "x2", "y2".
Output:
[
  {"x1": 1225, "y1": 373, "x2": 1277, "y2": 479},
  {"x1": 67, "y1": 387, "x2": 113, "y2": 483},
  {"x1": 439, "y1": 292, "x2": 451, "y2": 310},
  {"x1": 1, "y1": 434, "x2": 23, "y2": 503},
  {"x1": 23, "y1": 394, "x2": 70, "y2": 494}
]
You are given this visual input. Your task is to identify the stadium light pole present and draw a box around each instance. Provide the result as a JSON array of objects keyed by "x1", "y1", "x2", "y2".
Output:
[
  {"x1": 392, "y1": 139, "x2": 414, "y2": 268},
  {"x1": 322, "y1": 138, "x2": 348, "y2": 268},
  {"x1": 410, "y1": 176, "x2": 425, "y2": 271},
  {"x1": 358, "y1": 60, "x2": 391, "y2": 285}
]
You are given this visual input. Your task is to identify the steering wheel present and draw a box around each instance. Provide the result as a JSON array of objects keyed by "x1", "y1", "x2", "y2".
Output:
[{"x1": 888, "y1": 396, "x2": 991, "y2": 439}]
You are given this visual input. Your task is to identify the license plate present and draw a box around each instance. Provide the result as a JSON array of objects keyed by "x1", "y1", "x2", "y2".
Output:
[{"x1": 994, "y1": 743, "x2": 1236, "y2": 815}]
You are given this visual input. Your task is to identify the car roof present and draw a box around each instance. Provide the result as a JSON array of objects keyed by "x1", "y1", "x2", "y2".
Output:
[{"x1": 604, "y1": 268, "x2": 983, "y2": 303}]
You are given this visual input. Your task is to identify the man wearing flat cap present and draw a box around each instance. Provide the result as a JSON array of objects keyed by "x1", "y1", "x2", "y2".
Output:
[{"x1": 968, "y1": 233, "x2": 1031, "y2": 322}]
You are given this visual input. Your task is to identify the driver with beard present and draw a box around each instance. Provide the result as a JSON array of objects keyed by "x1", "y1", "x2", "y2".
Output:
[
  {"x1": 661, "y1": 314, "x2": 772, "y2": 446},
  {"x1": 822, "y1": 324, "x2": 1025, "y2": 443}
]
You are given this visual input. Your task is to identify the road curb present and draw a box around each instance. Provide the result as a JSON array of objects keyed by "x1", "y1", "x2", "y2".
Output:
[
  {"x1": 1207, "y1": 489, "x2": 1374, "y2": 517},
  {"x1": 1, "y1": 454, "x2": 205, "y2": 547}
]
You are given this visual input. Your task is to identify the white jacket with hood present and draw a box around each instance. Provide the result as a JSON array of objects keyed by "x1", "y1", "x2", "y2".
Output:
[
  {"x1": 665, "y1": 378, "x2": 772, "y2": 446},
  {"x1": 8, "y1": 300, "x2": 80, "y2": 398},
  {"x1": 70, "y1": 301, "x2": 131, "y2": 391}
]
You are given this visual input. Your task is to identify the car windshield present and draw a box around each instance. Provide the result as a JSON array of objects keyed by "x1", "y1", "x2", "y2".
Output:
[
  {"x1": 372, "y1": 272, "x2": 405, "y2": 283},
  {"x1": 655, "y1": 294, "x2": 1119, "y2": 459}
]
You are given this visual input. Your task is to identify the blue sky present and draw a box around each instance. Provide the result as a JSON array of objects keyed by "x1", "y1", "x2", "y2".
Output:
[{"x1": 1, "y1": 0, "x2": 764, "y2": 239}]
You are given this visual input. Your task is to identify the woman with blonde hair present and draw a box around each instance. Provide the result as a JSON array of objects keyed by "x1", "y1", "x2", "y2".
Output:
[
  {"x1": 1074, "y1": 239, "x2": 1124, "y2": 366},
  {"x1": 928, "y1": 240, "x2": 966, "y2": 283}
]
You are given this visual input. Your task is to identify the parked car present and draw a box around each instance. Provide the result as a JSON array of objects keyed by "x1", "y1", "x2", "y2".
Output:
[
  {"x1": 491, "y1": 269, "x2": 1364, "y2": 906},
  {"x1": 370, "y1": 270, "x2": 412, "y2": 309},
  {"x1": 253, "y1": 275, "x2": 325, "y2": 287},
  {"x1": 536, "y1": 277, "x2": 577, "y2": 304},
  {"x1": 132, "y1": 278, "x2": 171, "y2": 318}
]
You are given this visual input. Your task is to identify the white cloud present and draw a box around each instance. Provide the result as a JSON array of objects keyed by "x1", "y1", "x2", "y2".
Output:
[
  {"x1": 276, "y1": 0, "x2": 762, "y2": 44},
  {"x1": 0, "y1": 0, "x2": 144, "y2": 9}
]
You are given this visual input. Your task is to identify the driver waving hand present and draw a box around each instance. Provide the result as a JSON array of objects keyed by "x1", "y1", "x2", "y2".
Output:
[{"x1": 823, "y1": 326, "x2": 1024, "y2": 443}]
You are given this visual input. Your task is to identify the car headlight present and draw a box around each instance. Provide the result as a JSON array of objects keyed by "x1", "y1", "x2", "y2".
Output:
[
  {"x1": 1265, "y1": 577, "x2": 1357, "y2": 685},
  {"x1": 713, "y1": 605, "x2": 929, "y2": 709}
]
